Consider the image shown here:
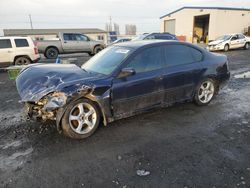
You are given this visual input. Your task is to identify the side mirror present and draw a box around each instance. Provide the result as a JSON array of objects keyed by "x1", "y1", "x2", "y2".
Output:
[{"x1": 117, "y1": 68, "x2": 135, "y2": 79}]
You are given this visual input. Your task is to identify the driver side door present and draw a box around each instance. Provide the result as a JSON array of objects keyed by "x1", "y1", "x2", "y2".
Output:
[
  {"x1": 111, "y1": 46, "x2": 165, "y2": 119},
  {"x1": 230, "y1": 35, "x2": 240, "y2": 49}
]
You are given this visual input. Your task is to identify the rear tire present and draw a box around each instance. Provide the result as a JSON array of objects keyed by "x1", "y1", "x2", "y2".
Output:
[
  {"x1": 224, "y1": 44, "x2": 229, "y2": 52},
  {"x1": 45, "y1": 47, "x2": 59, "y2": 59},
  {"x1": 14, "y1": 56, "x2": 31, "y2": 65},
  {"x1": 244, "y1": 42, "x2": 249, "y2": 50},
  {"x1": 61, "y1": 98, "x2": 100, "y2": 139},
  {"x1": 194, "y1": 78, "x2": 216, "y2": 106}
]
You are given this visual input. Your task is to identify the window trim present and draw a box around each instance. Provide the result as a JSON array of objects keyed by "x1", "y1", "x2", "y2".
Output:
[{"x1": 163, "y1": 43, "x2": 204, "y2": 68}]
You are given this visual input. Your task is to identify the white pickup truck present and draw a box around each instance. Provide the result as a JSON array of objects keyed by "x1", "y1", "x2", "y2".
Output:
[
  {"x1": 207, "y1": 33, "x2": 250, "y2": 52},
  {"x1": 37, "y1": 32, "x2": 105, "y2": 59}
]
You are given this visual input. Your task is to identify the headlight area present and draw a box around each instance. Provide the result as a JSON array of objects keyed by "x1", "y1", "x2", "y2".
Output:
[{"x1": 25, "y1": 92, "x2": 67, "y2": 121}]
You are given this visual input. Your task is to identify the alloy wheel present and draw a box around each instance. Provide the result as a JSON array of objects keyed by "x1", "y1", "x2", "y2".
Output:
[
  {"x1": 69, "y1": 102, "x2": 97, "y2": 135},
  {"x1": 198, "y1": 81, "x2": 215, "y2": 104}
]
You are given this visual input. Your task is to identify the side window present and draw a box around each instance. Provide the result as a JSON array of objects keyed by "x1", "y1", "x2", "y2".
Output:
[
  {"x1": 0, "y1": 39, "x2": 12, "y2": 49},
  {"x1": 14, "y1": 39, "x2": 29, "y2": 47},
  {"x1": 231, "y1": 35, "x2": 238, "y2": 40},
  {"x1": 76, "y1": 34, "x2": 88, "y2": 41},
  {"x1": 63, "y1": 34, "x2": 71, "y2": 41},
  {"x1": 126, "y1": 46, "x2": 162, "y2": 73},
  {"x1": 164, "y1": 45, "x2": 202, "y2": 67},
  {"x1": 63, "y1": 34, "x2": 77, "y2": 41}
]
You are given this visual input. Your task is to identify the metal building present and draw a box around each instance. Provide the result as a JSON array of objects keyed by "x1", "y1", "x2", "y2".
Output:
[{"x1": 160, "y1": 7, "x2": 250, "y2": 43}]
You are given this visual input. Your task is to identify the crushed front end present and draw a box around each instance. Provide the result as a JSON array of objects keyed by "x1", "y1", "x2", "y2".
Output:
[{"x1": 24, "y1": 92, "x2": 67, "y2": 121}]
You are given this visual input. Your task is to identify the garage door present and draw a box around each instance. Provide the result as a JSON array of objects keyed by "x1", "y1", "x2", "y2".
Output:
[{"x1": 164, "y1": 19, "x2": 176, "y2": 34}]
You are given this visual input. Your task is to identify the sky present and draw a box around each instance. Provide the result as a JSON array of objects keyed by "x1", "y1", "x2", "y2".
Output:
[{"x1": 0, "y1": 0, "x2": 250, "y2": 35}]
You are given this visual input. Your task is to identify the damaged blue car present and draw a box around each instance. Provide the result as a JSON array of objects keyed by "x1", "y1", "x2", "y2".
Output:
[{"x1": 16, "y1": 41, "x2": 230, "y2": 139}]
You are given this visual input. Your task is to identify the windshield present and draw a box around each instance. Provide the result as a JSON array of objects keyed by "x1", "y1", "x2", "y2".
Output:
[
  {"x1": 215, "y1": 35, "x2": 231, "y2": 41},
  {"x1": 81, "y1": 46, "x2": 132, "y2": 75}
]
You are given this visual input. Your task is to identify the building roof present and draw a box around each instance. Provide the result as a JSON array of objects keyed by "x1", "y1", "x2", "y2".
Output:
[
  {"x1": 160, "y1": 6, "x2": 250, "y2": 19},
  {"x1": 3, "y1": 28, "x2": 107, "y2": 36}
]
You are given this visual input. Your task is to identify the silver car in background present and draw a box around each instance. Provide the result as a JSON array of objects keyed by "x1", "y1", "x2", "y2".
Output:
[{"x1": 207, "y1": 33, "x2": 250, "y2": 52}]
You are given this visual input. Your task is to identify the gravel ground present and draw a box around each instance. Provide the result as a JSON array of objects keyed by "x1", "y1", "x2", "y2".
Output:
[{"x1": 0, "y1": 49, "x2": 250, "y2": 188}]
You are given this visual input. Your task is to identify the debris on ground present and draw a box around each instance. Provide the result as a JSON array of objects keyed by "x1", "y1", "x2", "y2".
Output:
[
  {"x1": 117, "y1": 155, "x2": 122, "y2": 160},
  {"x1": 136, "y1": 169, "x2": 150, "y2": 176}
]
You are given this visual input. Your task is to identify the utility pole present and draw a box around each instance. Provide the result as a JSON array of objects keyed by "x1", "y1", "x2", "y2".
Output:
[{"x1": 29, "y1": 14, "x2": 33, "y2": 29}]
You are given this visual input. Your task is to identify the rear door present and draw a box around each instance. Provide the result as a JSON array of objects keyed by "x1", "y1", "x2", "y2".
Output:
[
  {"x1": 112, "y1": 45, "x2": 165, "y2": 118},
  {"x1": 238, "y1": 34, "x2": 247, "y2": 47},
  {"x1": 62, "y1": 33, "x2": 78, "y2": 52},
  {"x1": 0, "y1": 39, "x2": 14, "y2": 66},
  {"x1": 162, "y1": 44, "x2": 204, "y2": 104}
]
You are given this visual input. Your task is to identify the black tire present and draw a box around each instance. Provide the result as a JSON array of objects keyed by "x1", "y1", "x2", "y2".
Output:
[
  {"x1": 61, "y1": 98, "x2": 100, "y2": 139},
  {"x1": 194, "y1": 78, "x2": 216, "y2": 106},
  {"x1": 224, "y1": 44, "x2": 229, "y2": 52},
  {"x1": 94, "y1": 46, "x2": 103, "y2": 54},
  {"x1": 14, "y1": 56, "x2": 31, "y2": 65},
  {"x1": 45, "y1": 47, "x2": 59, "y2": 59},
  {"x1": 244, "y1": 42, "x2": 249, "y2": 50},
  {"x1": 88, "y1": 52, "x2": 94, "y2": 57}
]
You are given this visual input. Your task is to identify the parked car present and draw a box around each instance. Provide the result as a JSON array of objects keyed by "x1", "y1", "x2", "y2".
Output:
[
  {"x1": 16, "y1": 41, "x2": 230, "y2": 139},
  {"x1": 207, "y1": 33, "x2": 250, "y2": 52},
  {"x1": 37, "y1": 32, "x2": 105, "y2": 59},
  {"x1": 108, "y1": 38, "x2": 131, "y2": 46},
  {"x1": 0, "y1": 37, "x2": 40, "y2": 67},
  {"x1": 133, "y1": 33, "x2": 178, "y2": 41}
]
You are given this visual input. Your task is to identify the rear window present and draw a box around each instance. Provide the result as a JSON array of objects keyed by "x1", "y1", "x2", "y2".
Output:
[
  {"x1": 15, "y1": 39, "x2": 29, "y2": 47},
  {"x1": 0, "y1": 39, "x2": 12, "y2": 49}
]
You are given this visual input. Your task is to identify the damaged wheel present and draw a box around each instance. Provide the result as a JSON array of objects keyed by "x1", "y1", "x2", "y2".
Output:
[{"x1": 61, "y1": 98, "x2": 100, "y2": 139}]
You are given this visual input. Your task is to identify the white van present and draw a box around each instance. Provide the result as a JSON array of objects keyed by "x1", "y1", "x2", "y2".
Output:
[{"x1": 0, "y1": 36, "x2": 40, "y2": 67}]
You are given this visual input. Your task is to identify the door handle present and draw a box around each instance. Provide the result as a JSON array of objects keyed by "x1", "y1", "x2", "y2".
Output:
[
  {"x1": 7, "y1": 50, "x2": 13, "y2": 53},
  {"x1": 64, "y1": 41, "x2": 67, "y2": 43}
]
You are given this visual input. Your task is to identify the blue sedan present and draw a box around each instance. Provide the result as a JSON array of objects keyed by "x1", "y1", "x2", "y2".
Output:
[{"x1": 16, "y1": 41, "x2": 230, "y2": 139}]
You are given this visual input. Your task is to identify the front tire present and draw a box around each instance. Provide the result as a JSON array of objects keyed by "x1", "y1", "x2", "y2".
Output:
[
  {"x1": 224, "y1": 44, "x2": 229, "y2": 52},
  {"x1": 244, "y1": 42, "x2": 249, "y2": 50},
  {"x1": 194, "y1": 79, "x2": 216, "y2": 106},
  {"x1": 61, "y1": 98, "x2": 100, "y2": 139},
  {"x1": 94, "y1": 46, "x2": 103, "y2": 54}
]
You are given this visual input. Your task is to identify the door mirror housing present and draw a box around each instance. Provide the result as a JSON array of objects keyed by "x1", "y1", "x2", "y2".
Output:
[{"x1": 117, "y1": 68, "x2": 135, "y2": 79}]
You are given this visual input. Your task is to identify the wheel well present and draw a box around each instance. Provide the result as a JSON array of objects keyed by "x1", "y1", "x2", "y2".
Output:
[
  {"x1": 13, "y1": 55, "x2": 31, "y2": 65},
  {"x1": 206, "y1": 76, "x2": 220, "y2": 94},
  {"x1": 56, "y1": 96, "x2": 106, "y2": 133},
  {"x1": 94, "y1": 45, "x2": 103, "y2": 50}
]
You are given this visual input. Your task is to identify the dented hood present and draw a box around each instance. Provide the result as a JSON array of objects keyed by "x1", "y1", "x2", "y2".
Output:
[{"x1": 16, "y1": 63, "x2": 104, "y2": 102}]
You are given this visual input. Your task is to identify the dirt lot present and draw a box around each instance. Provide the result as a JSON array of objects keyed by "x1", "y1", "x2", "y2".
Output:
[{"x1": 0, "y1": 49, "x2": 250, "y2": 188}]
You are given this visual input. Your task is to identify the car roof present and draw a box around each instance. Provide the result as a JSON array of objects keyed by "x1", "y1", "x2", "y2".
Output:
[
  {"x1": 114, "y1": 40, "x2": 200, "y2": 50},
  {"x1": 0, "y1": 36, "x2": 31, "y2": 39}
]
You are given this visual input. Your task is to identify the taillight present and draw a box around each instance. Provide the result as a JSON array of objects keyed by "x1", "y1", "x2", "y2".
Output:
[{"x1": 34, "y1": 47, "x2": 38, "y2": 54}]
